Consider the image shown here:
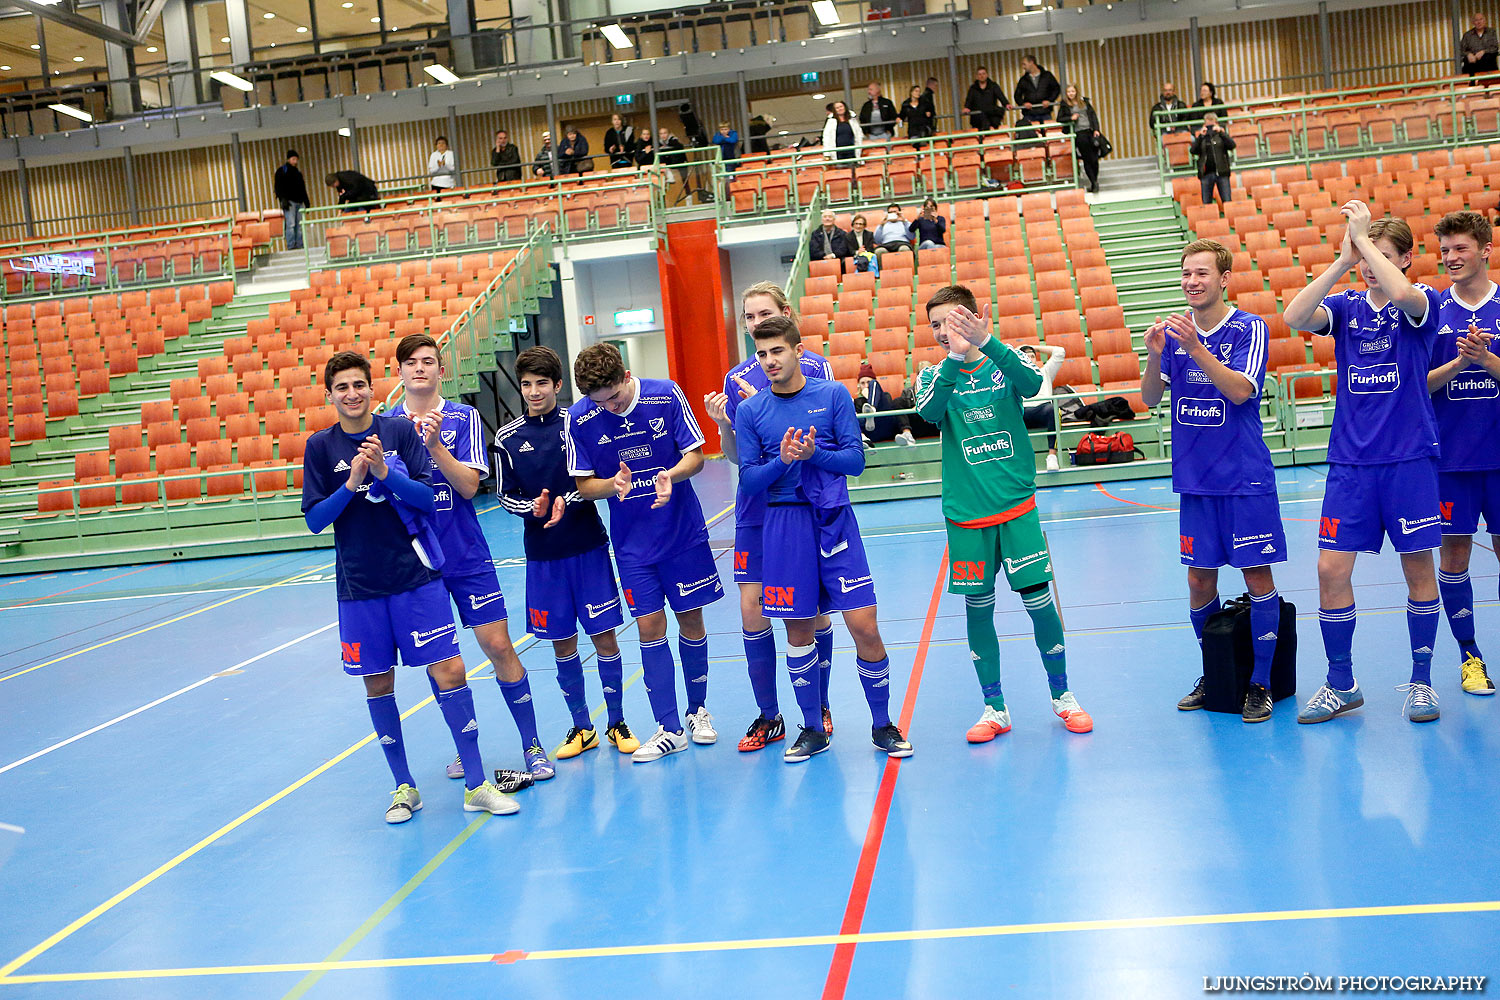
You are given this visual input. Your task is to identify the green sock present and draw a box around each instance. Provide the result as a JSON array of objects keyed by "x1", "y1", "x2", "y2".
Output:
[
  {"x1": 1022, "y1": 585, "x2": 1069, "y2": 699},
  {"x1": 965, "y1": 592, "x2": 1005, "y2": 710}
]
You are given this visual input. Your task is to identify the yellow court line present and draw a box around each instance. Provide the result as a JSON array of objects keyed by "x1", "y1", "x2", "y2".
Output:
[
  {"x1": 5, "y1": 899, "x2": 1499, "y2": 985},
  {"x1": 0, "y1": 560, "x2": 336, "y2": 686}
]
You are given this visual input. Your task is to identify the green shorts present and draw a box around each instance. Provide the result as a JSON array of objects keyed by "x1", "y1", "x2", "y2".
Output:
[{"x1": 946, "y1": 508, "x2": 1053, "y2": 595}]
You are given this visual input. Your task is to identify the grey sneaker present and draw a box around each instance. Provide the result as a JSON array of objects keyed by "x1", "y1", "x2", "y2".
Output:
[
  {"x1": 1297, "y1": 682, "x2": 1364, "y2": 724},
  {"x1": 632, "y1": 726, "x2": 689, "y2": 762},
  {"x1": 685, "y1": 707, "x2": 718, "y2": 745},
  {"x1": 1177, "y1": 676, "x2": 1208, "y2": 711},
  {"x1": 386, "y1": 784, "x2": 422, "y2": 824},
  {"x1": 446, "y1": 753, "x2": 464, "y2": 780},
  {"x1": 1397, "y1": 682, "x2": 1439, "y2": 723},
  {"x1": 463, "y1": 780, "x2": 520, "y2": 815}
]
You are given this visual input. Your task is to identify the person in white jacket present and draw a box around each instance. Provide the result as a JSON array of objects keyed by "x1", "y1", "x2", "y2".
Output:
[
  {"x1": 428, "y1": 136, "x2": 457, "y2": 197},
  {"x1": 1019, "y1": 343, "x2": 1065, "y2": 470},
  {"x1": 823, "y1": 101, "x2": 863, "y2": 166}
]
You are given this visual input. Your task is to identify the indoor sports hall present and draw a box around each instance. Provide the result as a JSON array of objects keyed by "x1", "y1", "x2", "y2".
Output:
[{"x1": 3, "y1": 0, "x2": 1500, "y2": 995}]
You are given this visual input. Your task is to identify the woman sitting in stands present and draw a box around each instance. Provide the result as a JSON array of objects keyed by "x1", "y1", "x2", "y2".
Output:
[{"x1": 912, "y1": 197, "x2": 947, "y2": 250}]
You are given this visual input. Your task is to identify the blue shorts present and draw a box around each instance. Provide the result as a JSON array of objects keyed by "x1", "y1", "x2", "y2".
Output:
[
  {"x1": 617, "y1": 541, "x2": 724, "y2": 617},
  {"x1": 443, "y1": 567, "x2": 508, "y2": 629},
  {"x1": 526, "y1": 545, "x2": 626, "y2": 640},
  {"x1": 1439, "y1": 469, "x2": 1500, "y2": 536},
  {"x1": 733, "y1": 523, "x2": 764, "y2": 584},
  {"x1": 761, "y1": 504, "x2": 876, "y2": 619},
  {"x1": 337, "y1": 577, "x2": 461, "y2": 676},
  {"x1": 1319, "y1": 459, "x2": 1442, "y2": 554},
  {"x1": 1177, "y1": 493, "x2": 1287, "y2": 569}
]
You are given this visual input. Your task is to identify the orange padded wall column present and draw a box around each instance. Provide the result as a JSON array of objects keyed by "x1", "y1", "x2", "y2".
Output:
[{"x1": 656, "y1": 218, "x2": 735, "y2": 453}]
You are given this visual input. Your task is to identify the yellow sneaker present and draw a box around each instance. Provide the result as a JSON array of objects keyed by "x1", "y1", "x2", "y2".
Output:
[
  {"x1": 1460, "y1": 653, "x2": 1495, "y2": 695},
  {"x1": 556, "y1": 726, "x2": 599, "y2": 759},
  {"x1": 606, "y1": 720, "x2": 640, "y2": 754}
]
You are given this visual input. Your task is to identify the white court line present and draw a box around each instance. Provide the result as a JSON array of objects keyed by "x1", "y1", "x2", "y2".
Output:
[
  {"x1": 0, "y1": 623, "x2": 337, "y2": 777},
  {"x1": 866, "y1": 497, "x2": 1327, "y2": 539},
  {"x1": 0, "y1": 579, "x2": 328, "y2": 613}
]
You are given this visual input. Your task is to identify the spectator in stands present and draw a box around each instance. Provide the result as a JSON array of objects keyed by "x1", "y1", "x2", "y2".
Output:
[
  {"x1": 1014, "y1": 54, "x2": 1061, "y2": 127},
  {"x1": 1187, "y1": 82, "x2": 1220, "y2": 126},
  {"x1": 1191, "y1": 111, "x2": 1236, "y2": 204},
  {"x1": 1018, "y1": 344, "x2": 1065, "y2": 470},
  {"x1": 559, "y1": 126, "x2": 591, "y2": 174},
  {"x1": 1058, "y1": 84, "x2": 1103, "y2": 194},
  {"x1": 913, "y1": 197, "x2": 947, "y2": 249},
  {"x1": 655, "y1": 126, "x2": 686, "y2": 167},
  {"x1": 274, "y1": 149, "x2": 309, "y2": 251},
  {"x1": 874, "y1": 203, "x2": 914, "y2": 252},
  {"x1": 605, "y1": 114, "x2": 637, "y2": 169},
  {"x1": 823, "y1": 101, "x2": 863, "y2": 164},
  {"x1": 532, "y1": 132, "x2": 554, "y2": 178},
  {"x1": 809, "y1": 209, "x2": 852, "y2": 261},
  {"x1": 491, "y1": 130, "x2": 521, "y2": 183},
  {"x1": 1462, "y1": 13, "x2": 1499, "y2": 75},
  {"x1": 634, "y1": 130, "x2": 656, "y2": 168},
  {"x1": 901, "y1": 85, "x2": 934, "y2": 139},
  {"x1": 860, "y1": 82, "x2": 899, "y2": 142},
  {"x1": 748, "y1": 114, "x2": 772, "y2": 155},
  {"x1": 1150, "y1": 82, "x2": 1189, "y2": 135},
  {"x1": 427, "y1": 135, "x2": 457, "y2": 196},
  {"x1": 325, "y1": 169, "x2": 379, "y2": 213},
  {"x1": 963, "y1": 67, "x2": 1007, "y2": 131},
  {"x1": 849, "y1": 213, "x2": 879, "y2": 271},
  {"x1": 858, "y1": 364, "x2": 917, "y2": 446},
  {"x1": 712, "y1": 121, "x2": 740, "y2": 171},
  {"x1": 921, "y1": 76, "x2": 940, "y2": 120}
]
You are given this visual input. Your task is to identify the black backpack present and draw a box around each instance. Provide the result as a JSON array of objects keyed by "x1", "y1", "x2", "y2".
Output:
[{"x1": 1199, "y1": 593, "x2": 1298, "y2": 713}]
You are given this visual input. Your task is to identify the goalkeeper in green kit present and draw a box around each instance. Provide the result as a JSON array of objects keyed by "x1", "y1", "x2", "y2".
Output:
[{"x1": 914, "y1": 285, "x2": 1094, "y2": 740}]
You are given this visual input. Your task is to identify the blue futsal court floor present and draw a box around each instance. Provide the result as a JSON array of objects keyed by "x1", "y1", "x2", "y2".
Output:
[{"x1": 2, "y1": 461, "x2": 1497, "y2": 998}]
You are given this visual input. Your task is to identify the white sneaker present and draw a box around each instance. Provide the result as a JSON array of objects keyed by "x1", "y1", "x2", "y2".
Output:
[
  {"x1": 685, "y1": 707, "x2": 718, "y2": 745},
  {"x1": 1045, "y1": 453, "x2": 1060, "y2": 471},
  {"x1": 462, "y1": 780, "x2": 519, "y2": 815},
  {"x1": 896, "y1": 429, "x2": 917, "y2": 446},
  {"x1": 632, "y1": 726, "x2": 690, "y2": 762},
  {"x1": 385, "y1": 784, "x2": 422, "y2": 823}
]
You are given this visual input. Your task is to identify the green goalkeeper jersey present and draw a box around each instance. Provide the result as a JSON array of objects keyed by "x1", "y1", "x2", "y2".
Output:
[{"x1": 914, "y1": 335, "x2": 1044, "y2": 526}]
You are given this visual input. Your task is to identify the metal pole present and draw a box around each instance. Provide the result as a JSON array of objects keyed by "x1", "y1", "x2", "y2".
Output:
[
  {"x1": 1317, "y1": 2, "x2": 1334, "y2": 90},
  {"x1": 1054, "y1": 32, "x2": 1067, "y2": 91},
  {"x1": 348, "y1": 117, "x2": 361, "y2": 171},
  {"x1": 35, "y1": 14, "x2": 49, "y2": 80},
  {"x1": 737, "y1": 70, "x2": 751, "y2": 158},
  {"x1": 1189, "y1": 17, "x2": 1203, "y2": 92},
  {"x1": 308, "y1": 0, "x2": 321, "y2": 53},
  {"x1": 841, "y1": 57, "x2": 853, "y2": 112},
  {"x1": 225, "y1": 0, "x2": 252, "y2": 65},
  {"x1": 546, "y1": 92, "x2": 560, "y2": 178},
  {"x1": 100, "y1": 0, "x2": 137, "y2": 116},
  {"x1": 447, "y1": 105, "x2": 461, "y2": 177},
  {"x1": 447, "y1": 0, "x2": 475, "y2": 74},
  {"x1": 948, "y1": 45, "x2": 962, "y2": 133},
  {"x1": 18, "y1": 157, "x2": 35, "y2": 239},
  {"x1": 122, "y1": 147, "x2": 141, "y2": 225},
  {"x1": 647, "y1": 81, "x2": 659, "y2": 155},
  {"x1": 231, "y1": 132, "x2": 248, "y2": 212},
  {"x1": 377, "y1": 0, "x2": 389, "y2": 44}
]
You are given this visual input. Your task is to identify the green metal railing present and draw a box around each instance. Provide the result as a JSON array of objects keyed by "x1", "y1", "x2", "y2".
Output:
[{"x1": 1, "y1": 218, "x2": 237, "y2": 302}]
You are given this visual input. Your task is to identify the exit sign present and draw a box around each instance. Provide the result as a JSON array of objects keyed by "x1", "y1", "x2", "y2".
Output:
[
  {"x1": 614, "y1": 307, "x2": 655, "y2": 328},
  {"x1": 801, "y1": 72, "x2": 819, "y2": 84},
  {"x1": 615, "y1": 94, "x2": 634, "y2": 106}
]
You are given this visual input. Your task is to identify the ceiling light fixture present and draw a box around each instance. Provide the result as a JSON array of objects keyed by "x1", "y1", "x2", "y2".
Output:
[
  {"x1": 50, "y1": 103, "x2": 93, "y2": 121},
  {"x1": 812, "y1": 92, "x2": 826, "y2": 99},
  {"x1": 146, "y1": 45, "x2": 159, "y2": 52},
  {"x1": 338, "y1": 126, "x2": 351, "y2": 136},
  {"x1": 72, "y1": 55, "x2": 84, "y2": 62},
  {"x1": 210, "y1": 69, "x2": 255, "y2": 91},
  {"x1": 599, "y1": 23, "x2": 631, "y2": 49},
  {"x1": 811, "y1": 0, "x2": 840, "y2": 26},
  {"x1": 424, "y1": 64, "x2": 460, "y2": 84}
]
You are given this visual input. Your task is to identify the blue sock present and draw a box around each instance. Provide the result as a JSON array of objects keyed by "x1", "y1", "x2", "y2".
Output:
[
  {"x1": 856, "y1": 655, "x2": 892, "y2": 728},
  {"x1": 1248, "y1": 589, "x2": 1280, "y2": 689},
  {"x1": 743, "y1": 627, "x2": 779, "y2": 717},
  {"x1": 1189, "y1": 595, "x2": 1221, "y2": 646},
  {"x1": 554, "y1": 653, "x2": 591, "y2": 729},
  {"x1": 815, "y1": 624, "x2": 835, "y2": 706},
  {"x1": 1407, "y1": 597, "x2": 1441, "y2": 686},
  {"x1": 1438, "y1": 569, "x2": 1483, "y2": 661},
  {"x1": 1320, "y1": 603, "x2": 1357, "y2": 690},
  {"x1": 679, "y1": 633, "x2": 709, "y2": 715},
  {"x1": 640, "y1": 638, "x2": 681, "y2": 731},
  {"x1": 435, "y1": 684, "x2": 484, "y2": 791},
  {"x1": 597, "y1": 651, "x2": 625, "y2": 727},
  {"x1": 787, "y1": 642, "x2": 823, "y2": 730},
  {"x1": 366, "y1": 693, "x2": 415, "y2": 789},
  {"x1": 498, "y1": 675, "x2": 542, "y2": 758}
]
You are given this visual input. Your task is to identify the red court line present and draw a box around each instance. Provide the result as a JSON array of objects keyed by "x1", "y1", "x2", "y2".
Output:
[
  {"x1": 820, "y1": 548, "x2": 948, "y2": 1000},
  {"x1": 3, "y1": 563, "x2": 160, "y2": 610},
  {"x1": 1093, "y1": 481, "x2": 1176, "y2": 511}
]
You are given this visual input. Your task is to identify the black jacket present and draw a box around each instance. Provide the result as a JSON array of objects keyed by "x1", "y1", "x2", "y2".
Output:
[
  {"x1": 273, "y1": 162, "x2": 309, "y2": 208},
  {"x1": 850, "y1": 229, "x2": 877, "y2": 253},
  {"x1": 332, "y1": 170, "x2": 378, "y2": 212},
  {"x1": 809, "y1": 226, "x2": 853, "y2": 259},
  {"x1": 533, "y1": 144, "x2": 554, "y2": 177},
  {"x1": 964, "y1": 79, "x2": 1006, "y2": 116},
  {"x1": 1058, "y1": 97, "x2": 1102, "y2": 138},
  {"x1": 1014, "y1": 68, "x2": 1061, "y2": 120},
  {"x1": 491, "y1": 144, "x2": 521, "y2": 183},
  {"x1": 1191, "y1": 125, "x2": 1236, "y2": 177},
  {"x1": 900, "y1": 98, "x2": 934, "y2": 138},
  {"x1": 859, "y1": 96, "x2": 899, "y2": 136},
  {"x1": 559, "y1": 134, "x2": 591, "y2": 173},
  {"x1": 604, "y1": 126, "x2": 637, "y2": 167},
  {"x1": 748, "y1": 116, "x2": 771, "y2": 155},
  {"x1": 655, "y1": 135, "x2": 686, "y2": 167},
  {"x1": 1151, "y1": 96, "x2": 1189, "y2": 133}
]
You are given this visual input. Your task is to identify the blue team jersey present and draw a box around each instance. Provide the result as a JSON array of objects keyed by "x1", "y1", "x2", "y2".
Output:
[
  {"x1": 725, "y1": 348, "x2": 834, "y2": 527},
  {"x1": 1432, "y1": 283, "x2": 1500, "y2": 472},
  {"x1": 1159, "y1": 307, "x2": 1276, "y2": 496},
  {"x1": 735, "y1": 378, "x2": 865, "y2": 508},
  {"x1": 1318, "y1": 286, "x2": 1441, "y2": 465},
  {"x1": 387, "y1": 398, "x2": 494, "y2": 577},
  {"x1": 565, "y1": 377, "x2": 709, "y2": 563},
  {"x1": 300, "y1": 413, "x2": 440, "y2": 602},
  {"x1": 495, "y1": 405, "x2": 610, "y2": 561}
]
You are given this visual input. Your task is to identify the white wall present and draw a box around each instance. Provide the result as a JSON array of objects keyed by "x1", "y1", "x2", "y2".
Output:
[{"x1": 567, "y1": 245, "x2": 670, "y2": 378}]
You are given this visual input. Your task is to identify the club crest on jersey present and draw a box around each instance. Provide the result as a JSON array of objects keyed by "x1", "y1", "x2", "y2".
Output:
[
  {"x1": 441, "y1": 429, "x2": 457, "y2": 445},
  {"x1": 1217, "y1": 342, "x2": 1233, "y2": 363},
  {"x1": 650, "y1": 418, "x2": 666, "y2": 438}
]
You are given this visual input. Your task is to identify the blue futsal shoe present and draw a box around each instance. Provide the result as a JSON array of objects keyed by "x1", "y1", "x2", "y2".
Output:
[{"x1": 1297, "y1": 682, "x2": 1364, "y2": 724}]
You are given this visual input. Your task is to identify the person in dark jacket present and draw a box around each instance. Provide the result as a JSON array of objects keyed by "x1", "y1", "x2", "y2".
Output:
[
  {"x1": 1186, "y1": 82, "x2": 1221, "y2": 127},
  {"x1": 1150, "y1": 81, "x2": 1189, "y2": 135},
  {"x1": 491, "y1": 129, "x2": 522, "y2": 183},
  {"x1": 634, "y1": 130, "x2": 656, "y2": 168},
  {"x1": 324, "y1": 169, "x2": 379, "y2": 213},
  {"x1": 809, "y1": 209, "x2": 852, "y2": 261},
  {"x1": 912, "y1": 197, "x2": 946, "y2": 249},
  {"x1": 711, "y1": 121, "x2": 740, "y2": 171},
  {"x1": 1058, "y1": 84, "x2": 1103, "y2": 193},
  {"x1": 532, "y1": 132, "x2": 554, "y2": 178},
  {"x1": 859, "y1": 81, "x2": 899, "y2": 141},
  {"x1": 963, "y1": 67, "x2": 1007, "y2": 131},
  {"x1": 1013, "y1": 55, "x2": 1061, "y2": 126},
  {"x1": 1191, "y1": 111, "x2": 1236, "y2": 204},
  {"x1": 604, "y1": 114, "x2": 637, "y2": 168},
  {"x1": 559, "y1": 126, "x2": 591, "y2": 174},
  {"x1": 274, "y1": 149, "x2": 309, "y2": 249},
  {"x1": 900, "y1": 85, "x2": 934, "y2": 139}
]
